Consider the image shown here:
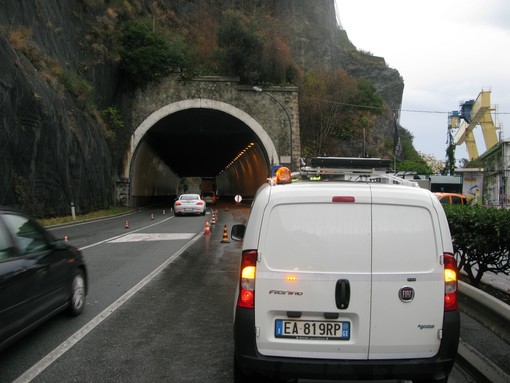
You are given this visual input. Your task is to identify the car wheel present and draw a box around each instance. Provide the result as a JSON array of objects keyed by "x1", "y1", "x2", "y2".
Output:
[{"x1": 68, "y1": 269, "x2": 86, "y2": 316}]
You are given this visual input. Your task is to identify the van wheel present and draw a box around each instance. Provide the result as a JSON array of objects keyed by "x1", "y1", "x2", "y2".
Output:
[
  {"x1": 233, "y1": 358, "x2": 255, "y2": 383},
  {"x1": 68, "y1": 269, "x2": 86, "y2": 316},
  {"x1": 234, "y1": 358, "x2": 278, "y2": 383},
  {"x1": 234, "y1": 357, "x2": 290, "y2": 383}
]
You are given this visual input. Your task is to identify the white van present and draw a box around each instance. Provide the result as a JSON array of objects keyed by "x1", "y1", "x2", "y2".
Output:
[{"x1": 231, "y1": 167, "x2": 460, "y2": 383}]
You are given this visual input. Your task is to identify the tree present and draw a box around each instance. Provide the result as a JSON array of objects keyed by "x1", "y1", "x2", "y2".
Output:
[
  {"x1": 444, "y1": 205, "x2": 510, "y2": 287},
  {"x1": 443, "y1": 128, "x2": 456, "y2": 175},
  {"x1": 216, "y1": 10, "x2": 263, "y2": 83},
  {"x1": 396, "y1": 160, "x2": 432, "y2": 175},
  {"x1": 120, "y1": 21, "x2": 193, "y2": 85},
  {"x1": 420, "y1": 152, "x2": 444, "y2": 174},
  {"x1": 215, "y1": 10, "x2": 295, "y2": 84},
  {"x1": 299, "y1": 68, "x2": 382, "y2": 158},
  {"x1": 257, "y1": 15, "x2": 295, "y2": 84}
]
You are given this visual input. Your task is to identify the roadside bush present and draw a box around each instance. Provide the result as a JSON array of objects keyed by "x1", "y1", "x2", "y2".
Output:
[
  {"x1": 119, "y1": 21, "x2": 194, "y2": 85},
  {"x1": 444, "y1": 204, "x2": 510, "y2": 287}
]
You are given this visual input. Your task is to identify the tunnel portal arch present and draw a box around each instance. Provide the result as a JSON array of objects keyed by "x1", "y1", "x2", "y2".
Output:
[
  {"x1": 125, "y1": 98, "x2": 279, "y2": 179},
  {"x1": 123, "y1": 99, "x2": 280, "y2": 206},
  {"x1": 117, "y1": 76, "x2": 300, "y2": 207}
]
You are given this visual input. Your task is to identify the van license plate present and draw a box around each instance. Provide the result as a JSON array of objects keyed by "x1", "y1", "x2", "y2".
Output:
[{"x1": 275, "y1": 319, "x2": 350, "y2": 340}]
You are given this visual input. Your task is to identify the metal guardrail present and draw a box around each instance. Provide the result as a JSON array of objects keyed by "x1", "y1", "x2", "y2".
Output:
[
  {"x1": 457, "y1": 281, "x2": 510, "y2": 382},
  {"x1": 459, "y1": 281, "x2": 510, "y2": 323}
]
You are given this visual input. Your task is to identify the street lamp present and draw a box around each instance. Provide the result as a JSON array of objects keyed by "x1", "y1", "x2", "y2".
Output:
[{"x1": 253, "y1": 86, "x2": 293, "y2": 171}]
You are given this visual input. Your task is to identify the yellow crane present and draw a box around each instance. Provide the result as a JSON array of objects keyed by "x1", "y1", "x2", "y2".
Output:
[{"x1": 448, "y1": 89, "x2": 499, "y2": 160}]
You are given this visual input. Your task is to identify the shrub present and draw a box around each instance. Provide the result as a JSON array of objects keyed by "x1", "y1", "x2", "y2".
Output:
[
  {"x1": 8, "y1": 27, "x2": 32, "y2": 50},
  {"x1": 119, "y1": 21, "x2": 194, "y2": 85},
  {"x1": 216, "y1": 10, "x2": 263, "y2": 83},
  {"x1": 444, "y1": 204, "x2": 510, "y2": 286},
  {"x1": 102, "y1": 106, "x2": 124, "y2": 140},
  {"x1": 59, "y1": 69, "x2": 94, "y2": 106}
]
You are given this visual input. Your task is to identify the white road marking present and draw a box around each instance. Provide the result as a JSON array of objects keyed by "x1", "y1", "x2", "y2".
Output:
[
  {"x1": 79, "y1": 217, "x2": 174, "y2": 250},
  {"x1": 108, "y1": 233, "x2": 195, "y2": 242},
  {"x1": 13, "y1": 232, "x2": 202, "y2": 383}
]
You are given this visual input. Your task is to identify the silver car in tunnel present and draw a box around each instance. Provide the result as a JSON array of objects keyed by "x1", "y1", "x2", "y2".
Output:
[{"x1": 173, "y1": 194, "x2": 206, "y2": 216}]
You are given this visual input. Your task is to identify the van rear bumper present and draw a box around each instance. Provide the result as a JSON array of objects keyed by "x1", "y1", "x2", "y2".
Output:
[{"x1": 234, "y1": 308, "x2": 460, "y2": 381}]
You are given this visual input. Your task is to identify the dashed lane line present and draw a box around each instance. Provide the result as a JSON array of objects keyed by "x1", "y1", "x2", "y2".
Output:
[{"x1": 13, "y1": 231, "x2": 202, "y2": 383}]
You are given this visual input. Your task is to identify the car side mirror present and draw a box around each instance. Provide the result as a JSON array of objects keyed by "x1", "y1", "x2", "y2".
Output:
[
  {"x1": 52, "y1": 239, "x2": 69, "y2": 250},
  {"x1": 231, "y1": 224, "x2": 246, "y2": 241}
]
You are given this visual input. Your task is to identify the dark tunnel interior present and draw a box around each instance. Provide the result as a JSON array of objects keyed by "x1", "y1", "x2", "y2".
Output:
[{"x1": 144, "y1": 108, "x2": 259, "y2": 178}]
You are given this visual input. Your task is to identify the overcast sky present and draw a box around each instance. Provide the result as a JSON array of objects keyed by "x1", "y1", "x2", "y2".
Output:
[{"x1": 334, "y1": 0, "x2": 510, "y2": 163}]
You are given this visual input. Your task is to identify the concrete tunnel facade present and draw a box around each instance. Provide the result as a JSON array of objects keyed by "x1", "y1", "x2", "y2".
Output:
[
  {"x1": 117, "y1": 76, "x2": 300, "y2": 207},
  {"x1": 124, "y1": 99, "x2": 279, "y2": 206}
]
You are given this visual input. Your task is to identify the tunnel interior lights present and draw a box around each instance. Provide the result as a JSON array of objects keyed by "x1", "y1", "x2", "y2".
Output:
[{"x1": 220, "y1": 142, "x2": 256, "y2": 173}]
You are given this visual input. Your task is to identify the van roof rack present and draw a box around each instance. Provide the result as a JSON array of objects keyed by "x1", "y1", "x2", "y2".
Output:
[
  {"x1": 298, "y1": 157, "x2": 419, "y2": 187},
  {"x1": 308, "y1": 157, "x2": 392, "y2": 169}
]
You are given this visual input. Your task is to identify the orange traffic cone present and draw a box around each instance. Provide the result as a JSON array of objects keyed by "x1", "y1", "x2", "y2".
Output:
[
  {"x1": 204, "y1": 219, "x2": 211, "y2": 235},
  {"x1": 220, "y1": 225, "x2": 230, "y2": 243},
  {"x1": 151, "y1": 213, "x2": 154, "y2": 220},
  {"x1": 125, "y1": 220, "x2": 129, "y2": 229},
  {"x1": 211, "y1": 212, "x2": 216, "y2": 225}
]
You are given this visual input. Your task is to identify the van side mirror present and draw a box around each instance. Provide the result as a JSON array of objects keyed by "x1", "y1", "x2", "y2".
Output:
[{"x1": 231, "y1": 224, "x2": 246, "y2": 241}]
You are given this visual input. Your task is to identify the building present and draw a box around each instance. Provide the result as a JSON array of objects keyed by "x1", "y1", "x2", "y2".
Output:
[{"x1": 459, "y1": 140, "x2": 510, "y2": 208}]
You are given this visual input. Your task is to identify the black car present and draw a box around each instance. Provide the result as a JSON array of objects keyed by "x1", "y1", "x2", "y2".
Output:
[{"x1": 0, "y1": 207, "x2": 87, "y2": 351}]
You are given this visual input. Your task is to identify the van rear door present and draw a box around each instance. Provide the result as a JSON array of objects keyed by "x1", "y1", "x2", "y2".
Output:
[
  {"x1": 369, "y1": 186, "x2": 444, "y2": 359},
  {"x1": 254, "y1": 183, "x2": 372, "y2": 360}
]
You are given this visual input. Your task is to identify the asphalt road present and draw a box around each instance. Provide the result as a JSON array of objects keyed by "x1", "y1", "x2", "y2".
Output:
[{"x1": 0, "y1": 203, "x2": 489, "y2": 382}]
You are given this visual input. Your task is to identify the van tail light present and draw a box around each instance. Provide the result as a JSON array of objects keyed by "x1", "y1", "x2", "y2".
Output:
[
  {"x1": 237, "y1": 250, "x2": 257, "y2": 309},
  {"x1": 443, "y1": 253, "x2": 458, "y2": 311}
]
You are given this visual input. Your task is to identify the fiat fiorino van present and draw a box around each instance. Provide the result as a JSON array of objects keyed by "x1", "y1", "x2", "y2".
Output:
[{"x1": 231, "y1": 167, "x2": 459, "y2": 383}]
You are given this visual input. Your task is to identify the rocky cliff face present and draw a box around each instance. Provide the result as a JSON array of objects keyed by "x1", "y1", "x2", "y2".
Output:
[
  {"x1": 0, "y1": 0, "x2": 121, "y2": 216},
  {"x1": 0, "y1": 0, "x2": 404, "y2": 217}
]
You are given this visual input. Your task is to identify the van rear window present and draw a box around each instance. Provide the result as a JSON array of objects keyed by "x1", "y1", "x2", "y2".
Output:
[
  {"x1": 260, "y1": 203, "x2": 438, "y2": 274},
  {"x1": 261, "y1": 203, "x2": 371, "y2": 272},
  {"x1": 372, "y1": 205, "x2": 437, "y2": 272}
]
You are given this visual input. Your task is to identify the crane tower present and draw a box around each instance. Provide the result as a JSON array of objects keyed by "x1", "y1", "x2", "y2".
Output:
[{"x1": 448, "y1": 89, "x2": 499, "y2": 160}]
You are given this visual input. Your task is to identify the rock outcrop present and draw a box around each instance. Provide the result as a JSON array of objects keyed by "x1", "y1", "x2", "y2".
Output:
[
  {"x1": 0, "y1": 0, "x2": 115, "y2": 216},
  {"x1": 0, "y1": 0, "x2": 404, "y2": 216}
]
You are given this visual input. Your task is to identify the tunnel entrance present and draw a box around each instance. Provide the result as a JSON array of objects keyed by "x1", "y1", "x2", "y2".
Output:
[
  {"x1": 146, "y1": 108, "x2": 256, "y2": 178},
  {"x1": 124, "y1": 99, "x2": 280, "y2": 207}
]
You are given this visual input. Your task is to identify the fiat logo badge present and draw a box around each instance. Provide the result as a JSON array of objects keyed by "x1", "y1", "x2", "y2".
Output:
[{"x1": 399, "y1": 286, "x2": 415, "y2": 302}]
